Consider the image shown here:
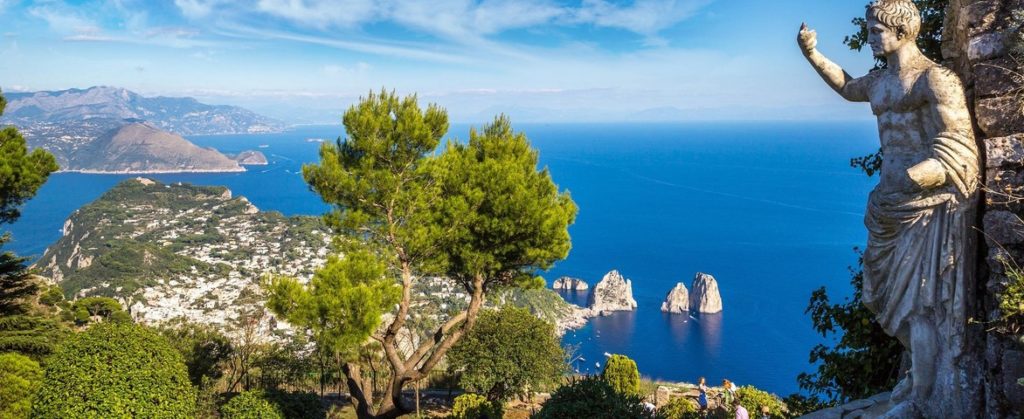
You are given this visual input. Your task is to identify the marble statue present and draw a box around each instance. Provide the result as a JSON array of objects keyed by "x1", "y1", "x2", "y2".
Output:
[{"x1": 798, "y1": 1, "x2": 980, "y2": 417}]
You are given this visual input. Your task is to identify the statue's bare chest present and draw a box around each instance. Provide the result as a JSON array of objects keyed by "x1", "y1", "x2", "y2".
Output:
[{"x1": 868, "y1": 69, "x2": 927, "y2": 116}]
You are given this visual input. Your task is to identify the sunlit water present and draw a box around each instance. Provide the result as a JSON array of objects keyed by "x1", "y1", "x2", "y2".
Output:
[{"x1": 8, "y1": 121, "x2": 878, "y2": 396}]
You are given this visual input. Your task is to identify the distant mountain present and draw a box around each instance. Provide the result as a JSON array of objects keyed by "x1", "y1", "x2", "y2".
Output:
[
  {"x1": 63, "y1": 122, "x2": 245, "y2": 173},
  {"x1": 2, "y1": 86, "x2": 285, "y2": 135}
]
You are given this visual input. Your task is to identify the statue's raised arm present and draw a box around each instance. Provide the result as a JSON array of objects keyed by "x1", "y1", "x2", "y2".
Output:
[{"x1": 797, "y1": 23, "x2": 871, "y2": 102}]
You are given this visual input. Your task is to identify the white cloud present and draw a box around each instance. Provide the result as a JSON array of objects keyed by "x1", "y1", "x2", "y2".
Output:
[
  {"x1": 573, "y1": 0, "x2": 712, "y2": 36},
  {"x1": 174, "y1": 0, "x2": 218, "y2": 18},
  {"x1": 255, "y1": 0, "x2": 380, "y2": 28}
]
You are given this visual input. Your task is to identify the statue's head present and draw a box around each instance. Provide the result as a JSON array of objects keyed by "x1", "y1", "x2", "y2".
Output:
[{"x1": 866, "y1": 0, "x2": 921, "y2": 57}]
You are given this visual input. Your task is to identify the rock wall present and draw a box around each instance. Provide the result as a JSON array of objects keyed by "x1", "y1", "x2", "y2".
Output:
[
  {"x1": 587, "y1": 270, "x2": 638, "y2": 314},
  {"x1": 944, "y1": 1, "x2": 1024, "y2": 417}
]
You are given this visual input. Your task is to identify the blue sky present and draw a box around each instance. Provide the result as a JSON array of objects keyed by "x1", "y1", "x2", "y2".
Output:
[{"x1": 0, "y1": 0, "x2": 880, "y2": 123}]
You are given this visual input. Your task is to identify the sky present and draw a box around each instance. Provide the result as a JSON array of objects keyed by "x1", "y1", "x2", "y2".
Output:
[{"x1": 0, "y1": 0, "x2": 882, "y2": 123}]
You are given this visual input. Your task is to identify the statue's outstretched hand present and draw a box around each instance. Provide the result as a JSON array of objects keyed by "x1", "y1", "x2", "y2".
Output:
[{"x1": 798, "y1": 23, "x2": 817, "y2": 56}]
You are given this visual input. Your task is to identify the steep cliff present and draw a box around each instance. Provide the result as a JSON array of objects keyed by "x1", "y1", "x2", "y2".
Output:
[{"x1": 587, "y1": 270, "x2": 638, "y2": 314}]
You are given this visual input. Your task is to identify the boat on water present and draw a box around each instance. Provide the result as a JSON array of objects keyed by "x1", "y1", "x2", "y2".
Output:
[
  {"x1": 258, "y1": 144, "x2": 270, "y2": 148},
  {"x1": 306, "y1": 138, "x2": 325, "y2": 143}
]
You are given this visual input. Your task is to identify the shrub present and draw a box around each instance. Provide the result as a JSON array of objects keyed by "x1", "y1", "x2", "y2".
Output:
[
  {"x1": 0, "y1": 352, "x2": 42, "y2": 418},
  {"x1": 449, "y1": 393, "x2": 503, "y2": 419},
  {"x1": 159, "y1": 323, "x2": 234, "y2": 386},
  {"x1": 449, "y1": 306, "x2": 566, "y2": 401},
  {"x1": 31, "y1": 322, "x2": 195, "y2": 418},
  {"x1": 221, "y1": 391, "x2": 284, "y2": 419},
  {"x1": 736, "y1": 385, "x2": 786, "y2": 419},
  {"x1": 601, "y1": 354, "x2": 640, "y2": 396},
  {"x1": 658, "y1": 396, "x2": 699, "y2": 419},
  {"x1": 264, "y1": 390, "x2": 325, "y2": 419},
  {"x1": 532, "y1": 376, "x2": 655, "y2": 419}
]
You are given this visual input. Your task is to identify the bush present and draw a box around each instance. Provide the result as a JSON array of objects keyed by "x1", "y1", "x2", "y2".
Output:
[
  {"x1": 532, "y1": 376, "x2": 655, "y2": 419},
  {"x1": 0, "y1": 352, "x2": 42, "y2": 418},
  {"x1": 159, "y1": 323, "x2": 234, "y2": 387},
  {"x1": 222, "y1": 391, "x2": 284, "y2": 419},
  {"x1": 736, "y1": 386, "x2": 786, "y2": 419},
  {"x1": 264, "y1": 390, "x2": 325, "y2": 419},
  {"x1": 601, "y1": 354, "x2": 640, "y2": 396},
  {"x1": 449, "y1": 306, "x2": 566, "y2": 401},
  {"x1": 450, "y1": 393, "x2": 503, "y2": 419},
  {"x1": 658, "y1": 396, "x2": 699, "y2": 419},
  {"x1": 31, "y1": 322, "x2": 195, "y2": 418}
]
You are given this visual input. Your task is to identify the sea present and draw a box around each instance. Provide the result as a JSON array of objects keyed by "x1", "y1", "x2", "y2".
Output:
[{"x1": 6, "y1": 121, "x2": 879, "y2": 397}]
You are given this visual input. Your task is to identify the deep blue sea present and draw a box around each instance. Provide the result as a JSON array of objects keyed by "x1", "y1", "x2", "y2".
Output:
[{"x1": 7, "y1": 122, "x2": 878, "y2": 396}]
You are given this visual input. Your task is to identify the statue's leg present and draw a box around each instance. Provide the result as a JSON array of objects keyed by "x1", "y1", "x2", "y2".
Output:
[{"x1": 909, "y1": 316, "x2": 936, "y2": 399}]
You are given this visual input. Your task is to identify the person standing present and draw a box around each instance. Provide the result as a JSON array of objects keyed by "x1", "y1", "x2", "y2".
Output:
[
  {"x1": 697, "y1": 377, "x2": 709, "y2": 414},
  {"x1": 734, "y1": 399, "x2": 749, "y2": 419}
]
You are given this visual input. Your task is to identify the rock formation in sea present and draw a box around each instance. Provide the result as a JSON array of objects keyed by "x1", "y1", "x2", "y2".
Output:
[
  {"x1": 689, "y1": 272, "x2": 722, "y2": 314},
  {"x1": 660, "y1": 282, "x2": 689, "y2": 313},
  {"x1": 587, "y1": 270, "x2": 638, "y2": 314},
  {"x1": 553, "y1": 276, "x2": 589, "y2": 291}
]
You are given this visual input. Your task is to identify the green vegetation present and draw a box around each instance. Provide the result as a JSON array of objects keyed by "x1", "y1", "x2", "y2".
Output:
[
  {"x1": 532, "y1": 376, "x2": 654, "y2": 419},
  {"x1": 657, "y1": 396, "x2": 699, "y2": 419},
  {"x1": 601, "y1": 354, "x2": 641, "y2": 397},
  {"x1": 221, "y1": 391, "x2": 284, "y2": 419},
  {"x1": 71, "y1": 296, "x2": 131, "y2": 324},
  {"x1": 32, "y1": 322, "x2": 196, "y2": 418},
  {"x1": 449, "y1": 306, "x2": 565, "y2": 402},
  {"x1": 159, "y1": 323, "x2": 234, "y2": 387},
  {"x1": 736, "y1": 385, "x2": 787, "y2": 419},
  {"x1": 298, "y1": 90, "x2": 575, "y2": 419},
  {"x1": 795, "y1": 256, "x2": 902, "y2": 404},
  {"x1": 59, "y1": 240, "x2": 214, "y2": 299},
  {"x1": 0, "y1": 352, "x2": 43, "y2": 419},
  {"x1": 449, "y1": 393, "x2": 503, "y2": 419},
  {"x1": 0, "y1": 303, "x2": 71, "y2": 362}
]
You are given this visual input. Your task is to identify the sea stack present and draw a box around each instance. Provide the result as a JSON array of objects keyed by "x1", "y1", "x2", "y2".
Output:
[
  {"x1": 660, "y1": 282, "x2": 689, "y2": 313},
  {"x1": 587, "y1": 270, "x2": 638, "y2": 314},
  {"x1": 689, "y1": 272, "x2": 723, "y2": 313},
  {"x1": 553, "y1": 276, "x2": 589, "y2": 291}
]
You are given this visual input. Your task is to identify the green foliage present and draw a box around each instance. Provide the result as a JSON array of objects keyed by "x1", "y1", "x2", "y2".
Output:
[
  {"x1": 60, "y1": 241, "x2": 211, "y2": 299},
  {"x1": 0, "y1": 352, "x2": 43, "y2": 419},
  {"x1": 70, "y1": 296, "x2": 130, "y2": 325},
  {"x1": 302, "y1": 88, "x2": 448, "y2": 272},
  {"x1": 263, "y1": 390, "x2": 325, "y2": 419},
  {"x1": 657, "y1": 396, "x2": 699, "y2": 419},
  {"x1": 736, "y1": 386, "x2": 786, "y2": 419},
  {"x1": 0, "y1": 315, "x2": 70, "y2": 362},
  {"x1": 798, "y1": 255, "x2": 902, "y2": 403},
  {"x1": 32, "y1": 322, "x2": 195, "y2": 418},
  {"x1": 0, "y1": 88, "x2": 57, "y2": 316},
  {"x1": 532, "y1": 376, "x2": 655, "y2": 419},
  {"x1": 781, "y1": 393, "x2": 833, "y2": 417},
  {"x1": 997, "y1": 256, "x2": 1024, "y2": 335},
  {"x1": 266, "y1": 249, "x2": 399, "y2": 358},
  {"x1": 449, "y1": 393, "x2": 503, "y2": 419},
  {"x1": 844, "y1": 0, "x2": 947, "y2": 68},
  {"x1": 159, "y1": 323, "x2": 234, "y2": 387},
  {"x1": 449, "y1": 306, "x2": 566, "y2": 402},
  {"x1": 221, "y1": 391, "x2": 284, "y2": 419},
  {"x1": 0, "y1": 89, "x2": 59, "y2": 226},
  {"x1": 601, "y1": 354, "x2": 641, "y2": 397},
  {"x1": 430, "y1": 115, "x2": 577, "y2": 289}
]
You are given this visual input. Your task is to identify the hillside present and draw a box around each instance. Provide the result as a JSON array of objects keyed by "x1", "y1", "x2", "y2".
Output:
[
  {"x1": 32, "y1": 178, "x2": 331, "y2": 338},
  {"x1": 65, "y1": 123, "x2": 245, "y2": 173},
  {"x1": 2, "y1": 86, "x2": 284, "y2": 135}
]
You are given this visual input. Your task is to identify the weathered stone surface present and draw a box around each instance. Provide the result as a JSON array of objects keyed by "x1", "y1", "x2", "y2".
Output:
[
  {"x1": 688, "y1": 273, "x2": 722, "y2": 314},
  {"x1": 586, "y1": 270, "x2": 637, "y2": 314},
  {"x1": 969, "y1": 33, "x2": 1006, "y2": 62},
  {"x1": 552, "y1": 276, "x2": 589, "y2": 291},
  {"x1": 962, "y1": 1, "x2": 1001, "y2": 37},
  {"x1": 986, "y1": 135, "x2": 1024, "y2": 168},
  {"x1": 984, "y1": 210, "x2": 1024, "y2": 245},
  {"x1": 978, "y1": 96, "x2": 1024, "y2": 138},
  {"x1": 1003, "y1": 350, "x2": 1024, "y2": 407},
  {"x1": 974, "y1": 57, "x2": 1022, "y2": 98},
  {"x1": 660, "y1": 282, "x2": 689, "y2": 313}
]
